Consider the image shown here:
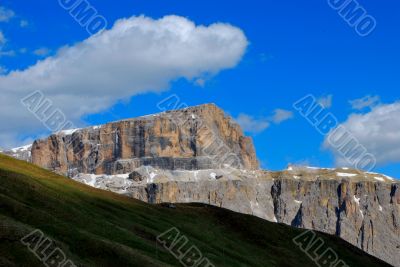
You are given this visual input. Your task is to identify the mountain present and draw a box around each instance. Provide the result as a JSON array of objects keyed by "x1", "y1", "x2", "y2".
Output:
[
  {"x1": 30, "y1": 103, "x2": 258, "y2": 176},
  {"x1": 0, "y1": 154, "x2": 391, "y2": 267},
  {"x1": 2, "y1": 103, "x2": 399, "y2": 266}
]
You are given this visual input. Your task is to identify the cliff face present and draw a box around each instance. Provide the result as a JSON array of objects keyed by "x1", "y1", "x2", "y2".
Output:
[
  {"x1": 30, "y1": 104, "x2": 259, "y2": 176},
  {"x1": 72, "y1": 167, "x2": 400, "y2": 267}
]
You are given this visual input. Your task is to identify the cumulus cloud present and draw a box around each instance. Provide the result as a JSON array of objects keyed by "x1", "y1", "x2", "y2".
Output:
[
  {"x1": 324, "y1": 102, "x2": 400, "y2": 167},
  {"x1": 349, "y1": 95, "x2": 380, "y2": 110},
  {"x1": 318, "y1": 94, "x2": 333, "y2": 108},
  {"x1": 0, "y1": 6, "x2": 14, "y2": 22},
  {"x1": 0, "y1": 15, "x2": 248, "y2": 148},
  {"x1": 235, "y1": 114, "x2": 270, "y2": 134},
  {"x1": 271, "y1": 109, "x2": 293, "y2": 124}
]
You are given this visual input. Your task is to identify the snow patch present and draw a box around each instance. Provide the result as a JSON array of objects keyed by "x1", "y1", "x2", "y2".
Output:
[
  {"x1": 337, "y1": 172, "x2": 357, "y2": 177},
  {"x1": 10, "y1": 144, "x2": 32, "y2": 153},
  {"x1": 353, "y1": 195, "x2": 360, "y2": 205},
  {"x1": 383, "y1": 175, "x2": 394, "y2": 181},
  {"x1": 374, "y1": 177, "x2": 385, "y2": 182},
  {"x1": 59, "y1": 128, "x2": 80, "y2": 135},
  {"x1": 379, "y1": 205, "x2": 383, "y2": 212},
  {"x1": 145, "y1": 167, "x2": 157, "y2": 183},
  {"x1": 367, "y1": 172, "x2": 396, "y2": 181},
  {"x1": 294, "y1": 200, "x2": 302, "y2": 204},
  {"x1": 210, "y1": 172, "x2": 217, "y2": 179}
]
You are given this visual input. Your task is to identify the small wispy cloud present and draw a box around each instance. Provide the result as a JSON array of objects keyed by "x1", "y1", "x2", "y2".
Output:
[
  {"x1": 0, "y1": 50, "x2": 15, "y2": 57},
  {"x1": 349, "y1": 95, "x2": 380, "y2": 110},
  {"x1": 20, "y1": 20, "x2": 29, "y2": 28},
  {"x1": 235, "y1": 108, "x2": 293, "y2": 134},
  {"x1": 271, "y1": 109, "x2": 294, "y2": 124},
  {"x1": 33, "y1": 47, "x2": 51, "y2": 57},
  {"x1": 0, "y1": 31, "x2": 14, "y2": 57},
  {"x1": 194, "y1": 78, "x2": 206, "y2": 87},
  {"x1": 0, "y1": 6, "x2": 15, "y2": 22},
  {"x1": 317, "y1": 94, "x2": 333, "y2": 108},
  {"x1": 259, "y1": 53, "x2": 272, "y2": 62},
  {"x1": 235, "y1": 113, "x2": 270, "y2": 134},
  {"x1": 0, "y1": 31, "x2": 5, "y2": 45}
]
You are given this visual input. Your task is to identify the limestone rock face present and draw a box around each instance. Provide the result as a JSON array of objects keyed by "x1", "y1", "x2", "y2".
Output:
[
  {"x1": 30, "y1": 104, "x2": 259, "y2": 176},
  {"x1": 71, "y1": 167, "x2": 400, "y2": 267}
]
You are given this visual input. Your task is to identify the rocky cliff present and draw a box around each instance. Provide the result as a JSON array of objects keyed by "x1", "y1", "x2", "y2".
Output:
[
  {"x1": 30, "y1": 104, "x2": 259, "y2": 176},
  {"x1": 72, "y1": 166, "x2": 400, "y2": 267}
]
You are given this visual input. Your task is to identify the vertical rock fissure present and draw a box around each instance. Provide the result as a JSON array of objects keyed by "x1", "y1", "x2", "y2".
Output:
[
  {"x1": 271, "y1": 180, "x2": 282, "y2": 222},
  {"x1": 335, "y1": 183, "x2": 344, "y2": 236}
]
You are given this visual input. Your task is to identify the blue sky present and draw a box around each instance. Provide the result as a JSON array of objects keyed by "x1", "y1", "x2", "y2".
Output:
[{"x1": 0, "y1": 0, "x2": 399, "y2": 177}]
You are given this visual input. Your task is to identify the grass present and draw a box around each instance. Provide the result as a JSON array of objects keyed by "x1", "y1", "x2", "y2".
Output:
[{"x1": 0, "y1": 154, "x2": 391, "y2": 267}]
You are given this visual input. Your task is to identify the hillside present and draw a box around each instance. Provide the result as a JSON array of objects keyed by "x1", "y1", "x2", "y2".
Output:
[{"x1": 0, "y1": 154, "x2": 391, "y2": 267}]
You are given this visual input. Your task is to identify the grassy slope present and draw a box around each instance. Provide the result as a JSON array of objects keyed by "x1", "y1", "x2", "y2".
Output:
[{"x1": 0, "y1": 154, "x2": 391, "y2": 267}]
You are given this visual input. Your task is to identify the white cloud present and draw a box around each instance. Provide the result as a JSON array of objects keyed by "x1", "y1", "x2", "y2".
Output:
[
  {"x1": 349, "y1": 95, "x2": 380, "y2": 110},
  {"x1": 194, "y1": 78, "x2": 206, "y2": 87},
  {"x1": 20, "y1": 20, "x2": 29, "y2": 27},
  {"x1": 0, "y1": 31, "x2": 15, "y2": 57},
  {"x1": 324, "y1": 102, "x2": 400, "y2": 166},
  {"x1": 318, "y1": 94, "x2": 333, "y2": 108},
  {"x1": 0, "y1": 31, "x2": 5, "y2": 45},
  {"x1": 235, "y1": 108, "x2": 293, "y2": 135},
  {"x1": 0, "y1": 50, "x2": 15, "y2": 57},
  {"x1": 33, "y1": 47, "x2": 51, "y2": 57},
  {"x1": 0, "y1": 15, "x2": 248, "y2": 148},
  {"x1": 0, "y1": 6, "x2": 14, "y2": 22},
  {"x1": 235, "y1": 114, "x2": 270, "y2": 134},
  {"x1": 271, "y1": 109, "x2": 294, "y2": 124}
]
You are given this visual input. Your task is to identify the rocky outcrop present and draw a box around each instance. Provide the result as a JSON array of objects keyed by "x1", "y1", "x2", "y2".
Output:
[
  {"x1": 72, "y1": 167, "x2": 400, "y2": 267},
  {"x1": 30, "y1": 104, "x2": 259, "y2": 176}
]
